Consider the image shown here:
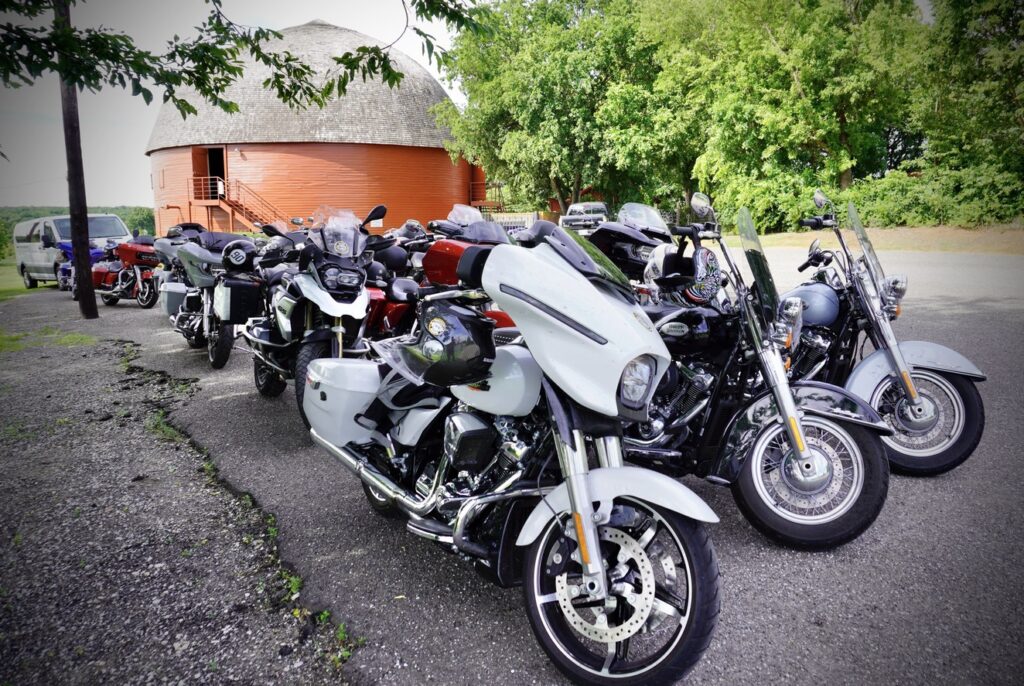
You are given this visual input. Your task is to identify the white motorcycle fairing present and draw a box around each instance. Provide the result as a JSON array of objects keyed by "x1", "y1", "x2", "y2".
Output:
[
  {"x1": 292, "y1": 273, "x2": 369, "y2": 319},
  {"x1": 481, "y1": 242, "x2": 670, "y2": 417},
  {"x1": 516, "y1": 466, "x2": 719, "y2": 546},
  {"x1": 451, "y1": 345, "x2": 542, "y2": 417}
]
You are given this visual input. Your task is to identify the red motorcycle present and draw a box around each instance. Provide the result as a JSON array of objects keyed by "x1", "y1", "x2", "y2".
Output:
[{"x1": 91, "y1": 234, "x2": 160, "y2": 307}]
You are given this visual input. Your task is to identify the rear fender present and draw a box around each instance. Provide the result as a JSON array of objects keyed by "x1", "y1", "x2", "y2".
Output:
[
  {"x1": 515, "y1": 466, "x2": 718, "y2": 547},
  {"x1": 293, "y1": 273, "x2": 369, "y2": 319},
  {"x1": 712, "y1": 380, "x2": 891, "y2": 483},
  {"x1": 846, "y1": 341, "x2": 986, "y2": 401}
]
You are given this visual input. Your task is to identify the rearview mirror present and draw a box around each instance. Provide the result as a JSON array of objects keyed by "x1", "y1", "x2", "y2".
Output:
[
  {"x1": 363, "y1": 204, "x2": 387, "y2": 226},
  {"x1": 690, "y1": 192, "x2": 713, "y2": 219},
  {"x1": 132, "y1": 228, "x2": 140, "y2": 238},
  {"x1": 291, "y1": 217, "x2": 305, "y2": 226},
  {"x1": 809, "y1": 238, "x2": 820, "y2": 255},
  {"x1": 813, "y1": 189, "x2": 830, "y2": 209}
]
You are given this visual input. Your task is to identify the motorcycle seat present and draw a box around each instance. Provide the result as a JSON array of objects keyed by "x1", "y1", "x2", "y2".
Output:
[
  {"x1": 266, "y1": 265, "x2": 298, "y2": 288},
  {"x1": 493, "y1": 327, "x2": 522, "y2": 346},
  {"x1": 387, "y1": 277, "x2": 419, "y2": 303}
]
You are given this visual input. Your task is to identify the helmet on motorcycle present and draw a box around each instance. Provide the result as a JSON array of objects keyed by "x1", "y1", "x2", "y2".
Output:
[
  {"x1": 372, "y1": 301, "x2": 496, "y2": 387},
  {"x1": 643, "y1": 244, "x2": 720, "y2": 305},
  {"x1": 375, "y1": 245, "x2": 409, "y2": 272},
  {"x1": 222, "y1": 240, "x2": 257, "y2": 272},
  {"x1": 365, "y1": 260, "x2": 387, "y2": 283},
  {"x1": 395, "y1": 219, "x2": 426, "y2": 240}
]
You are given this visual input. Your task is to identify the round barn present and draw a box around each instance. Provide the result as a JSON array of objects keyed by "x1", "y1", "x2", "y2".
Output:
[{"x1": 146, "y1": 20, "x2": 487, "y2": 235}]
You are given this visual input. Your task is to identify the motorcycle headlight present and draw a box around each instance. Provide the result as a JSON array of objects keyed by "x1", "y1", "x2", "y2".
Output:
[
  {"x1": 883, "y1": 274, "x2": 908, "y2": 302},
  {"x1": 618, "y1": 355, "x2": 657, "y2": 409},
  {"x1": 776, "y1": 296, "x2": 804, "y2": 351},
  {"x1": 319, "y1": 266, "x2": 362, "y2": 290}
]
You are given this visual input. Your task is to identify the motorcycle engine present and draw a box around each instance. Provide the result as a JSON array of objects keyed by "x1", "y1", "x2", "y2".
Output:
[{"x1": 635, "y1": 362, "x2": 715, "y2": 445}]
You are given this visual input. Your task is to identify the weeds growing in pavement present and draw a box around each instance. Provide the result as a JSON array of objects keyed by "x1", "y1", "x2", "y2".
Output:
[{"x1": 145, "y1": 409, "x2": 185, "y2": 443}]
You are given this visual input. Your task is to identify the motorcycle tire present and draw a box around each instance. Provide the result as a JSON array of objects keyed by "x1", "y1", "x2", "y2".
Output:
[
  {"x1": 253, "y1": 359, "x2": 287, "y2": 398},
  {"x1": 523, "y1": 499, "x2": 720, "y2": 685},
  {"x1": 136, "y1": 279, "x2": 159, "y2": 309},
  {"x1": 732, "y1": 416, "x2": 889, "y2": 550},
  {"x1": 293, "y1": 340, "x2": 330, "y2": 429},
  {"x1": 186, "y1": 334, "x2": 207, "y2": 349},
  {"x1": 870, "y1": 370, "x2": 984, "y2": 477},
  {"x1": 360, "y1": 483, "x2": 401, "y2": 517},
  {"x1": 101, "y1": 294, "x2": 120, "y2": 306},
  {"x1": 208, "y1": 322, "x2": 234, "y2": 369}
]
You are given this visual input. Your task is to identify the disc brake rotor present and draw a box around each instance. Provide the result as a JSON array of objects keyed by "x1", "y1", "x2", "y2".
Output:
[{"x1": 554, "y1": 527, "x2": 656, "y2": 643}]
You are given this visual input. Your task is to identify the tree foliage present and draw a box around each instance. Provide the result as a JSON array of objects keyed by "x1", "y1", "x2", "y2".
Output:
[{"x1": 440, "y1": 0, "x2": 1021, "y2": 230}]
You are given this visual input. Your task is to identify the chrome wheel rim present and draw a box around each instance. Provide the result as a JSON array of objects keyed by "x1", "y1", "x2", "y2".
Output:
[
  {"x1": 871, "y1": 370, "x2": 965, "y2": 458},
  {"x1": 531, "y1": 498, "x2": 694, "y2": 679},
  {"x1": 750, "y1": 417, "x2": 865, "y2": 525}
]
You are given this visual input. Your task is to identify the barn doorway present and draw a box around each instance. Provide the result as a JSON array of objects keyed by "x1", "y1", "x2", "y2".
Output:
[{"x1": 206, "y1": 147, "x2": 226, "y2": 181}]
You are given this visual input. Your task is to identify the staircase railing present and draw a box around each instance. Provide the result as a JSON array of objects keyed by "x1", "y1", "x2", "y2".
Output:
[{"x1": 189, "y1": 176, "x2": 290, "y2": 227}]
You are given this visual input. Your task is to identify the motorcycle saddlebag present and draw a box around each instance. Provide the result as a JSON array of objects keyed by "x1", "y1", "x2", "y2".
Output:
[
  {"x1": 213, "y1": 276, "x2": 262, "y2": 324},
  {"x1": 159, "y1": 281, "x2": 189, "y2": 317},
  {"x1": 303, "y1": 358, "x2": 383, "y2": 447},
  {"x1": 91, "y1": 261, "x2": 120, "y2": 288}
]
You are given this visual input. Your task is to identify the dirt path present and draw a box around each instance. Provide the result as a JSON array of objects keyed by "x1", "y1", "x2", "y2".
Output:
[{"x1": 0, "y1": 337, "x2": 351, "y2": 685}]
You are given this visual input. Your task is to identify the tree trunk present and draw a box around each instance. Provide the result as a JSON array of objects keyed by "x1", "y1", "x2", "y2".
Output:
[
  {"x1": 549, "y1": 176, "x2": 567, "y2": 214},
  {"x1": 54, "y1": 0, "x2": 98, "y2": 319},
  {"x1": 571, "y1": 173, "x2": 581, "y2": 204}
]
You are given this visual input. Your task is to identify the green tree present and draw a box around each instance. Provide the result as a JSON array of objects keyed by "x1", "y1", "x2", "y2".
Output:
[
  {"x1": 121, "y1": 206, "x2": 155, "y2": 236},
  {"x1": 437, "y1": 0, "x2": 659, "y2": 212},
  {"x1": 0, "y1": 0, "x2": 482, "y2": 318}
]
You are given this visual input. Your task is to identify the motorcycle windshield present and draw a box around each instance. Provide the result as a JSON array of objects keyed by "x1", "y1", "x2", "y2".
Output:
[
  {"x1": 848, "y1": 202, "x2": 886, "y2": 291},
  {"x1": 311, "y1": 208, "x2": 367, "y2": 258},
  {"x1": 617, "y1": 203, "x2": 668, "y2": 232},
  {"x1": 447, "y1": 203, "x2": 484, "y2": 226},
  {"x1": 737, "y1": 207, "x2": 780, "y2": 326}
]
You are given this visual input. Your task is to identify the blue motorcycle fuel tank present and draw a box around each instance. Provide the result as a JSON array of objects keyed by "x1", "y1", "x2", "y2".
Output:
[{"x1": 782, "y1": 282, "x2": 840, "y2": 326}]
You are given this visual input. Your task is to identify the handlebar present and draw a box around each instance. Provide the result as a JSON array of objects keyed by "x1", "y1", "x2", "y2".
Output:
[{"x1": 798, "y1": 214, "x2": 837, "y2": 230}]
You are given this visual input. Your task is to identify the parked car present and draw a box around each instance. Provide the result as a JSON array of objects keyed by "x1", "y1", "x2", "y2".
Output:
[
  {"x1": 13, "y1": 214, "x2": 132, "y2": 288},
  {"x1": 557, "y1": 201, "x2": 608, "y2": 230}
]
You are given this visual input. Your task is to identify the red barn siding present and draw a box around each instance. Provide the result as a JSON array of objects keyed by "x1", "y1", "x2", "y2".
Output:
[{"x1": 150, "y1": 142, "x2": 471, "y2": 235}]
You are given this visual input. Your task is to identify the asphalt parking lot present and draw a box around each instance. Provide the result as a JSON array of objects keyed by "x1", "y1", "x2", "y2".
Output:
[{"x1": 1, "y1": 246, "x2": 1022, "y2": 685}]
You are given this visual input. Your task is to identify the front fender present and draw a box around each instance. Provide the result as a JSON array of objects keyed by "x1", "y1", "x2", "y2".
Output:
[
  {"x1": 712, "y1": 380, "x2": 891, "y2": 483},
  {"x1": 293, "y1": 273, "x2": 369, "y2": 319},
  {"x1": 515, "y1": 466, "x2": 718, "y2": 547},
  {"x1": 846, "y1": 341, "x2": 986, "y2": 401}
]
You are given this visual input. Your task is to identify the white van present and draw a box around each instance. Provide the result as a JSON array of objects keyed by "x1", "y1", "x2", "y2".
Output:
[{"x1": 13, "y1": 214, "x2": 132, "y2": 288}]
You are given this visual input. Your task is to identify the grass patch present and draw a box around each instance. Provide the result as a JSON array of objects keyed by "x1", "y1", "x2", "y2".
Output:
[
  {"x1": 0, "y1": 259, "x2": 28, "y2": 302},
  {"x1": 145, "y1": 409, "x2": 185, "y2": 443},
  {"x1": 0, "y1": 326, "x2": 96, "y2": 353}
]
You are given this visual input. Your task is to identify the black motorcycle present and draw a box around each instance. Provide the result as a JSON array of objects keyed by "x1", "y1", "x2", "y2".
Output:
[
  {"x1": 622, "y1": 193, "x2": 892, "y2": 549},
  {"x1": 582, "y1": 202, "x2": 672, "y2": 280},
  {"x1": 784, "y1": 190, "x2": 986, "y2": 475}
]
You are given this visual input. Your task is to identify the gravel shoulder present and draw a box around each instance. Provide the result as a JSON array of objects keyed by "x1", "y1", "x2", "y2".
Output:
[{"x1": 0, "y1": 336, "x2": 350, "y2": 685}]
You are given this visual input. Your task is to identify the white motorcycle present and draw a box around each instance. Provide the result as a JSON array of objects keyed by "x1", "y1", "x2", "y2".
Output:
[{"x1": 304, "y1": 221, "x2": 720, "y2": 684}]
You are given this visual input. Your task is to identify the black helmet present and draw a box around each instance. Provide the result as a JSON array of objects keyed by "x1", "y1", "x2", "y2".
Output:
[
  {"x1": 373, "y1": 301, "x2": 495, "y2": 387},
  {"x1": 222, "y1": 239, "x2": 257, "y2": 272},
  {"x1": 376, "y1": 244, "x2": 409, "y2": 272},
  {"x1": 365, "y1": 260, "x2": 387, "y2": 283}
]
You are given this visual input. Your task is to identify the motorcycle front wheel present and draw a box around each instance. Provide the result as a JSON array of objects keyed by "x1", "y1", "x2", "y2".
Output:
[
  {"x1": 253, "y1": 358, "x2": 287, "y2": 398},
  {"x1": 869, "y1": 370, "x2": 984, "y2": 476},
  {"x1": 732, "y1": 416, "x2": 889, "y2": 550},
  {"x1": 523, "y1": 498, "x2": 719, "y2": 686},
  {"x1": 208, "y1": 322, "x2": 234, "y2": 369},
  {"x1": 136, "y1": 278, "x2": 158, "y2": 309},
  {"x1": 294, "y1": 340, "x2": 330, "y2": 429}
]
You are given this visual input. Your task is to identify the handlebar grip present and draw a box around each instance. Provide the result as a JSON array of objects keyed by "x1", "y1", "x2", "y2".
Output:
[
  {"x1": 797, "y1": 260, "x2": 813, "y2": 272},
  {"x1": 798, "y1": 217, "x2": 821, "y2": 229}
]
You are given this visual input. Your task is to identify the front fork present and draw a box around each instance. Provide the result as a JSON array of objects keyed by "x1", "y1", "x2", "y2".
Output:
[
  {"x1": 872, "y1": 315, "x2": 921, "y2": 405},
  {"x1": 759, "y1": 343, "x2": 816, "y2": 465},
  {"x1": 553, "y1": 430, "x2": 626, "y2": 601}
]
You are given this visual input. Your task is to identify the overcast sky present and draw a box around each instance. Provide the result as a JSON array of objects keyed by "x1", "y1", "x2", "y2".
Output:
[{"x1": 0, "y1": 0, "x2": 458, "y2": 207}]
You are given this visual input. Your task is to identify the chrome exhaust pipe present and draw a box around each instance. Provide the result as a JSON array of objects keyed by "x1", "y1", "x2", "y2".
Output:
[{"x1": 310, "y1": 428, "x2": 451, "y2": 517}]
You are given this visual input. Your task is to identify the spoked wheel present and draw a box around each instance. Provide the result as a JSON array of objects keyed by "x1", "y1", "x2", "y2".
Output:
[
  {"x1": 523, "y1": 498, "x2": 719, "y2": 685},
  {"x1": 870, "y1": 370, "x2": 984, "y2": 476},
  {"x1": 253, "y1": 359, "x2": 287, "y2": 398},
  {"x1": 733, "y1": 416, "x2": 888, "y2": 550},
  {"x1": 100, "y1": 293, "x2": 120, "y2": 306},
  {"x1": 208, "y1": 321, "x2": 235, "y2": 369},
  {"x1": 136, "y1": 278, "x2": 158, "y2": 308}
]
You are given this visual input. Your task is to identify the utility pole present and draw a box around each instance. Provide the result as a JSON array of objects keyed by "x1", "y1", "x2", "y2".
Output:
[{"x1": 53, "y1": 0, "x2": 98, "y2": 319}]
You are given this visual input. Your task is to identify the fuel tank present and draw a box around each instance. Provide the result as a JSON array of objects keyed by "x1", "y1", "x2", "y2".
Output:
[
  {"x1": 782, "y1": 282, "x2": 840, "y2": 327},
  {"x1": 422, "y1": 239, "x2": 473, "y2": 286},
  {"x1": 647, "y1": 304, "x2": 733, "y2": 356}
]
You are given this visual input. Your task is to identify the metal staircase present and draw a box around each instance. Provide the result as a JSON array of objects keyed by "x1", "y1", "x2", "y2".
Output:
[{"x1": 190, "y1": 176, "x2": 289, "y2": 231}]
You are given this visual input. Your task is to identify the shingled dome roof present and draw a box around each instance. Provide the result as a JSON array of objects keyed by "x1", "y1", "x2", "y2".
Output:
[{"x1": 146, "y1": 20, "x2": 451, "y2": 153}]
